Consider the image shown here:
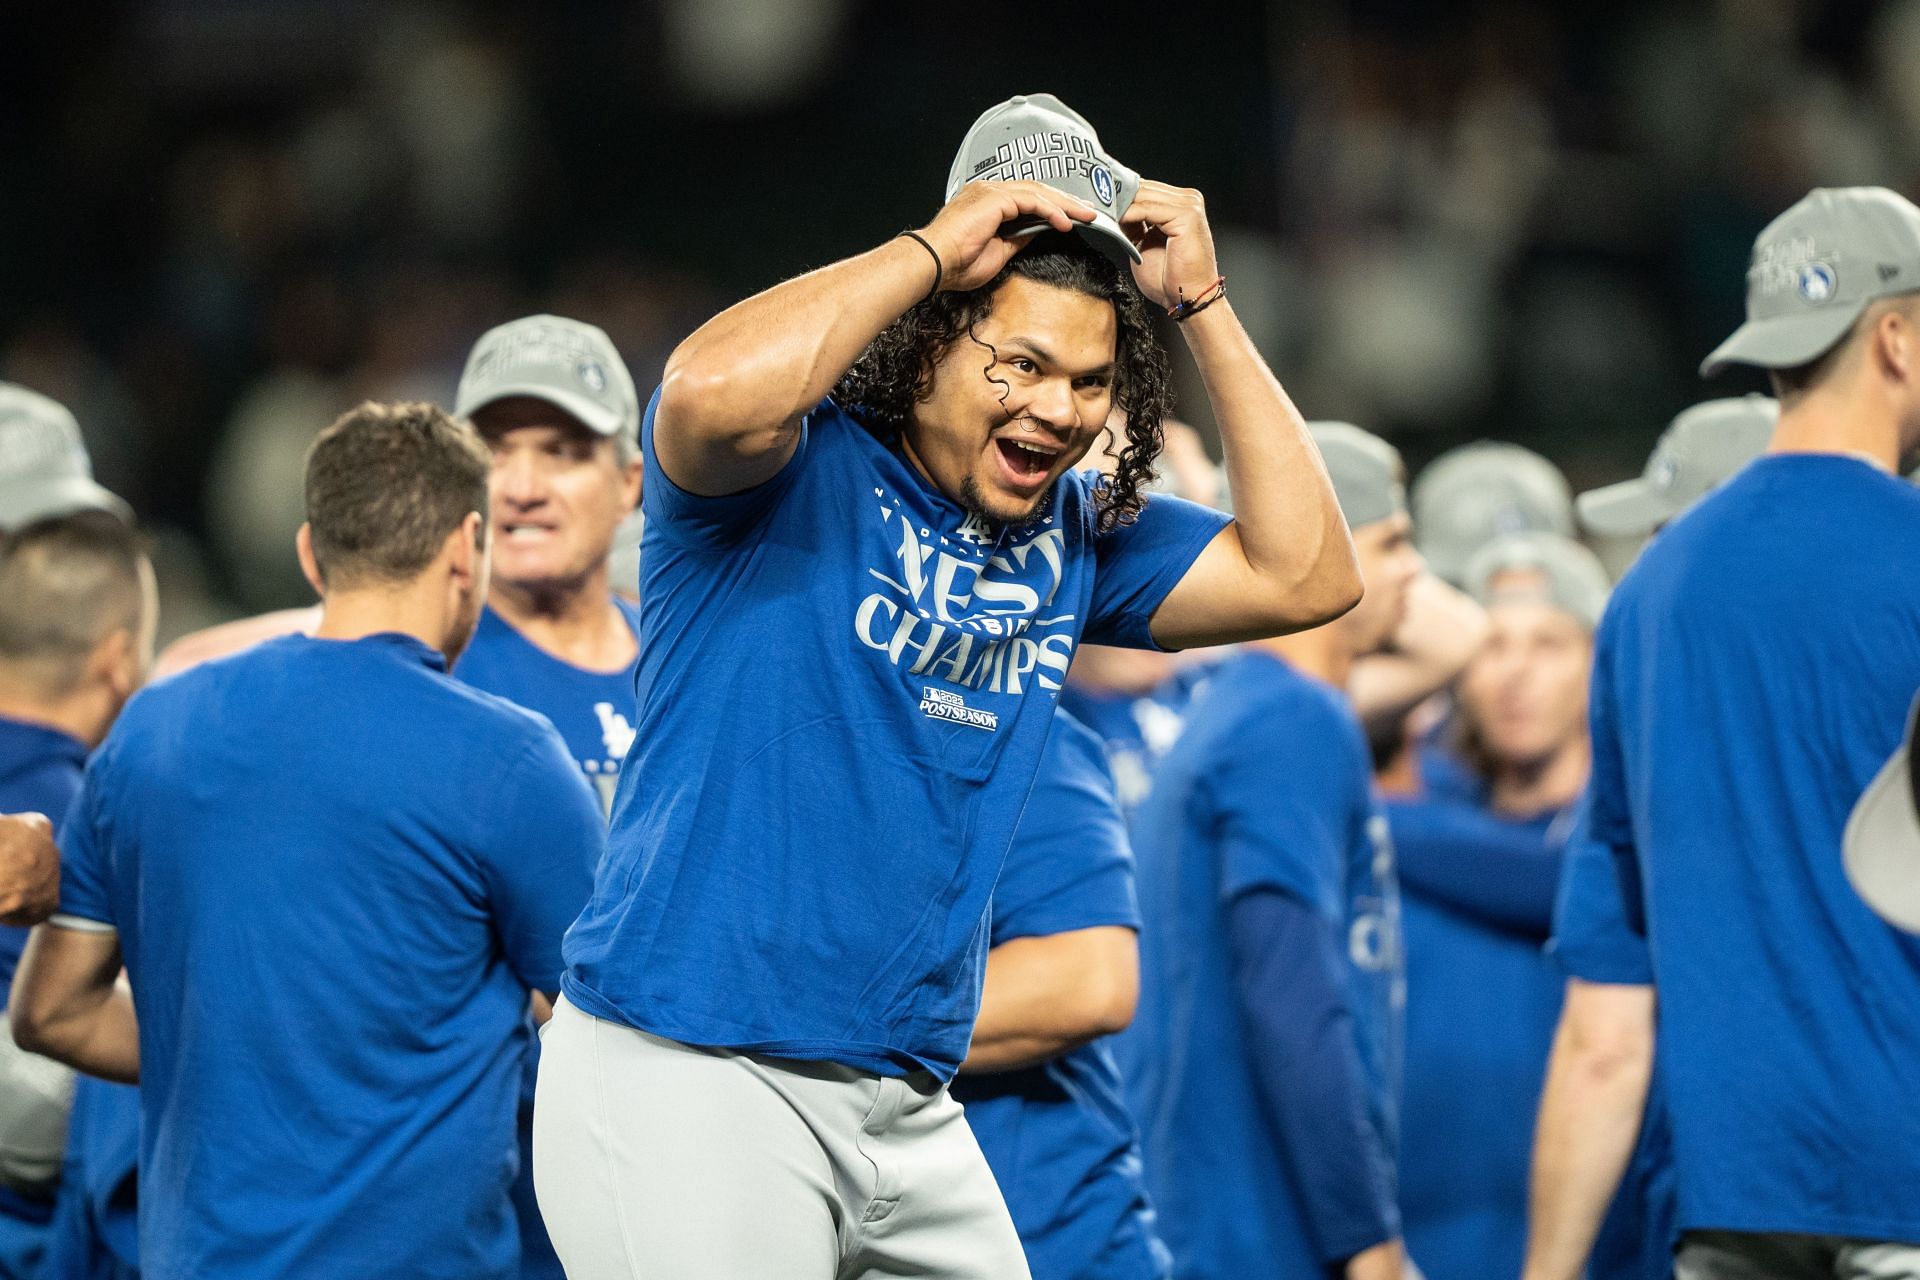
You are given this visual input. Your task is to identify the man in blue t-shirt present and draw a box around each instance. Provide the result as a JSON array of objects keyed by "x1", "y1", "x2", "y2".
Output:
[
  {"x1": 1523, "y1": 186, "x2": 1920, "y2": 1280},
  {"x1": 0, "y1": 505, "x2": 153, "y2": 1279},
  {"x1": 953, "y1": 711, "x2": 1170, "y2": 1280},
  {"x1": 10, "y1": 402, "x2": 604, "y2": 1280},
  {"x1": 1119, "y1": 422, "x2": 1422, "y2": 1280},
  {"x1": 1521, "y1": 394, "x2": 1774, "y2": 1280},
  {"x1": 535, "y1": 95, "x2": 1360, "y2": 1279}
]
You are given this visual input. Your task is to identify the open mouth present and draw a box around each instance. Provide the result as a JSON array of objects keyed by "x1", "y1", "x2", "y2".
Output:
[
  {"x1": 993, "y1": 437, "x2": 1061, "y2": 488},
  {"x1": 502, "y1": 522, "x2": 559, "y2": 543}
]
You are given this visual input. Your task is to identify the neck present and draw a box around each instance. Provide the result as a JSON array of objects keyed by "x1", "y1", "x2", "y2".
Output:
[
  {"x1": 488, "y1": 566, "x2": 636, "y2": 673},
  {"x1": 1488, "y1": 736, "x2": 1590, "y2": 817},
  {"x1": 314, "y1": 583, "x2": 460, "y2": 667},
  {"x1": 1253, "y1": 623, "x2": 1352, "y2": 688},
  {"x1": 1768, "y1": 386, "x2": 1903, "y2": 472},
  {"x1": 0, "y1": 684, "x2": 109, "y2": 750}
]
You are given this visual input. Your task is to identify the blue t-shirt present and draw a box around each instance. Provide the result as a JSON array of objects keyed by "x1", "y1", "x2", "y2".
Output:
[
  {"x1": 454, "y1": 597, "x2": 640, "y2": 1280},
  {"x1": 562, "y1": 392, "x2": 1229, "y2": 1080},
  {"x1": 56, "y1": 632, "x2": 605, "y2": 1280},
  {"x1": 1119, "y1": 651, "x2": 1403, "y2": 1280},
  {"x1": 1059, "y1": 662, "x2": 1214, "y2": 819},
  {"x1": 1590, "y1": 453, "x2": 1920, "y2": 1240},
  {"x1": 455, "y1": 598, "x2": 643, "y2": 815},
  {"x1": 1388, "y1": 798, "x2": 1569, "y2": 1280},
  {"x1": 0, "y1": 716, "x2": 86, "y2": 991},
  {"x1": 1550, "y1": 821, "x2": 1675, "y2": 1280},
  {"x1": 950, "y1": 712, "x2": 1170, "y2": 1280}
]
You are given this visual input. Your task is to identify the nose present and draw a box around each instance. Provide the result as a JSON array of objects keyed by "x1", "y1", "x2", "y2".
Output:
[
  {"x1": 493, "y1": 446, "x2": 547, "y2": 509},
  {"x1": 1019, "y1": 377, "x2": 1079, "y2": 437}
]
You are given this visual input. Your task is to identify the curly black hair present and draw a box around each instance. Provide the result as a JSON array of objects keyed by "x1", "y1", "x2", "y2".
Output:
[{"x1": 833, "y1": 231, "x2": 1172, "y2": 533}]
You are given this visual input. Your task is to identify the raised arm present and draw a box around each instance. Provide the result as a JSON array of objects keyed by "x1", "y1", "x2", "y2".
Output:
[
  {"x1": 655, "y1": 182, "x2": 1098, "y2": 497},
  {"x1": 959, "y1": 925, "x2": 1138, "y2": 1074},
  {"x1": 11, "y1": 923, "x2": 138, "y2": 1084},
  {"x1": 1121, "y1": 184, "x2": 1362, "y2": 648},
  {"x1": 1350, "y1": 574, "x2": 1490, "y2": 733}
]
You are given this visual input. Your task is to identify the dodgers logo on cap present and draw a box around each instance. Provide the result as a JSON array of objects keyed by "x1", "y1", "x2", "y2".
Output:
[
  {"x1": 577, "y1": 361, "x2": 608, "y2": 395},
  {"x1": 1798, "y1": 262, "x2": 1837, "y2": 303},
  {"x1": 1091, "y1": 165, "x2": 1115, "y2": 207}
]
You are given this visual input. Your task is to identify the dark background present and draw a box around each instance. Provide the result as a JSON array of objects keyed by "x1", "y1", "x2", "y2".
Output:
[{"x1": 2, "y1": 0, "x2": 1907, "y2": 627}]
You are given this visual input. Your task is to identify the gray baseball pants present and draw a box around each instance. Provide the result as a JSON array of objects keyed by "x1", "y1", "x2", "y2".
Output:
[
  {"x1": 1677, "y1": 1231, "x2": 1920, "y2": 1280},
  {"x1": 533, "y1": 996, "x2": 1031, "y2": 1280}
]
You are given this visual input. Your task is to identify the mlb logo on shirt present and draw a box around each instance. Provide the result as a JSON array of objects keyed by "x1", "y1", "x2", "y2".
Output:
[{"x1": 919, "y1": 686, "x2": 1000, "y2": 731}]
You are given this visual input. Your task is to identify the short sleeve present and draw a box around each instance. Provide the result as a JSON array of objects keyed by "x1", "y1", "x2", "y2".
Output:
[
  {"x1": 54, "y1": 758, "x2": 116, "y2": 929},
  {"x1": 1551, "y1": 805, "x2": 1654, "y2": 985},
  {"x1": 991, "y1": 713, "x2": 1139, "y2": 944},
  {"x1": 1585, "y1": 615, "x2": 1647, "y2": 939},
  {"x1": 1213, "y1": 689, "x2": 1358, "y2": 918},
  {"x1": 1084, "y1": 490, "x2": 1231, "y2": 650},
  {"x1": 482, "y1": 729, "x2": 606, "y2": 993},
  {"x1": 640, "y1": 384, "x2": 812, "y2": 550}
]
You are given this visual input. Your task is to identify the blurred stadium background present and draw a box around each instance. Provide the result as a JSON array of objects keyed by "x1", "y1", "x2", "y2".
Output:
[{"x1": 2, "y1": 0, "x2": 1907, "y2": 634}]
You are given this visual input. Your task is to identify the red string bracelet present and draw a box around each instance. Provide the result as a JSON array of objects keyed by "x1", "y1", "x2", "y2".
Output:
[{"x1": 1169, "y1": 276, "x2": 1227, "y2": 322}]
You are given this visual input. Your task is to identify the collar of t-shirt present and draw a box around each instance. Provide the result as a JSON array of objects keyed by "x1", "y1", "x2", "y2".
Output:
[
  {"x1": 297, "y1": 631, "x2": 448, "y2": 674},
  {"x1": 0, "y1": 715, "x2": 88, "y2": 780}
]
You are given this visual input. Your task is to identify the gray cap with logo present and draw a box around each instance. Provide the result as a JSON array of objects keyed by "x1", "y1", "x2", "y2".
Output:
[
  {"x1": 1577, "y1": 395, "x2": 1777, "y2": 539},
  {"x1": 947, "y1": 94, "x2": 1142, "y2": 266},
  {"x1": 1410, "y1": 442, "x2": 1574, "y2": 586},
  {"x1": 0, "y1": 383, "x2": 132, "y2": 532},
  {"x1": 1463, "y1": 531, "x2": 1611, "y2": 631},
  {"x1": 1702, "y1": 187, "x2": 1920, "y2": 378},
  {"x1": 1309, "y1": 422, "x2": 1406, "y2": 531},
  {"x1": 1843, "y1": 690, "x2": 1920, "y2": 933},
  {"x1": 456, "y1": 315, "x2": 641, "y2": 448}
]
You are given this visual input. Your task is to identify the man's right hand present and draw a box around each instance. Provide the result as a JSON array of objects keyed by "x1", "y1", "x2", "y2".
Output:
[
  {"x1": 0, "y1": 815, "x2": 59, "y2": 927},
  {"x1": 916, "y1": 181, "x2": 1097, "y2": 295}
]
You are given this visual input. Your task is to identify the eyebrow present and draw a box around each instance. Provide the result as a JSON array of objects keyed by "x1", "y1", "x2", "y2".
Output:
[{"x1": 1000, "y1": 336, "x2": 1115, "y2": 379}]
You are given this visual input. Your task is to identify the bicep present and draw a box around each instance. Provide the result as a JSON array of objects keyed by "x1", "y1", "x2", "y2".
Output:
[{"x1": 651, "y1": 373, "x2": 804, "y2": 499}]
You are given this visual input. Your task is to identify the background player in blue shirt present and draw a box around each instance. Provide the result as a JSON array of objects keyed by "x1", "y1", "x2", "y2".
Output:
[
  {"x1": 1120, "y1": 422, "x2": 1427, "y2": 1280},
  {"x1": 1524, "y1": 186, "x2": 1920, "y2": 1280},
  {"x1": 953, "y1": 711, "x2": 1170, "y2": 1280},
  {"x1": 1521, "y1": 394, "x2": 1774, "y2": 1280},
  {"x1": 0, "y1": 512, "x2": 152, "y2": 1280},
  {"x1": 1388, "y1": 532, "x2": 1608, "y2": 1280},
  {"x1": 10, "y1": 402, "x2": 604, "y2": 1280},
  {"x1": 536, "y1": 94, "x2": 1361, "y2": 1280}
]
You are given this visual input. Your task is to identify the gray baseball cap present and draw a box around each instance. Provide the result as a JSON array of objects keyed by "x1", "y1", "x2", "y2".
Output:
[
  {"x1": 1702, "y1": 187, "x2": 1920, "y2": 378},
  {"x1": 1463, "y1": 531, "x2": 1611, "y2": 631},
  {"x1": 455, "y1": 315, "x2": 640, "y2": 446},
  {"x1": 1843, "y1": 691, "x2": 1920, "y2": 933},
  {"x1": 1411, "y1": 442, "x2": 1574, "y2": 586},
  {"x1": 1577, "y1": 395, "x2": 1777, "y2": 539},
  {"x1": 1309, "y1": 422, "x2": 1406, "y2": 531},
  {"x1": 946, "y1": 94, "x2": 1142, "y2": 266},
  {"x1": 0, "y1": 383, "x2": 132, "y2": 532}
]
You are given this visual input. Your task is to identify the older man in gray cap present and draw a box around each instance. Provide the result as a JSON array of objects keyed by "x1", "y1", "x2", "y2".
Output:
[{"x1": 1524, "y1": 186, "x2": 1920, "y2": 1280}]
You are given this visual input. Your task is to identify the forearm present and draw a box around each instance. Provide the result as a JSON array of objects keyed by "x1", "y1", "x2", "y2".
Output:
[
  {"x1": 1182, "y1": 302, "x2": 1357, "y2": 618},
  {"x1": 961, "y1": 929, "x2": 1136, "y2": 1074},
  {"x1": 661, "y1": 236, "x2": 931, "y2": 442},
  {"x1": 12, "y1": 976, "x2": 137, "y2": 1085},
  {"x1": 1522, "y1": 982, "x2": 1655, "y2": 1280},
  {"x1": 1389, "y1": 803, "x2": 1565, "y2": 938},
  {"x1": 1351, "y1": 576, "x2": 1490, "y2": 731}
]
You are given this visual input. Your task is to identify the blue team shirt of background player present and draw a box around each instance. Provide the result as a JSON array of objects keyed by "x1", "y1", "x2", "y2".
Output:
[
  {"x1": 0, "y1": 717, "x2": 85, "y2": 990},
  {"x1": 950, "y1": 713, "x2": 1171, "y2": 1280},
  {"x1": 454, "y1": 599, "x2": 641, "y2": 1280},
  {"x1": 1058, "y1": 661, "x2": 1213, "y2": 820},
  {"x1": 1120, "y1": 651, "x2": 1402, "y2": 1280},
  {"x1": 55, "y1": 633, "x2": 604, "y2": 1280},
  {"x1": 562, "y1": 391, "x2": 1229, "y2": 1080},
  {"x1": 1590, "y1": 453, "x2": 1920, "y2": 1241},
  {"x1": 1551, "y1": 816, "x2": 1675, "y2": 1280},
  {"x1": 456, "y1": 597, "x2": 643, "y2": 816},
  {"x1": 1388, "y1": 798, "x2": 1569, "y2": 1280}
]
